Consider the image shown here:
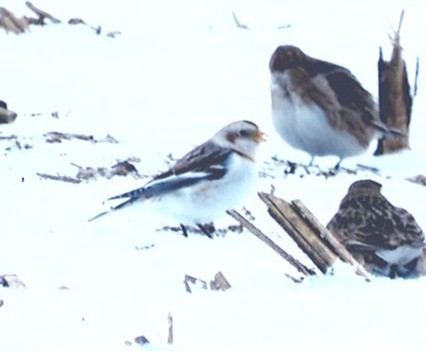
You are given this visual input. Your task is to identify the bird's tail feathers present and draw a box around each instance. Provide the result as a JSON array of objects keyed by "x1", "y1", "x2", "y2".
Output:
[
  {"x1": 88, "y1": 197, "x2": 139, "y2": 222},
  {"x1": 108, "y1": 187, "x2": 148, "y2": 201},
  {"x1": 367, "y1": 119, "x2": 405, "y2": 138}
]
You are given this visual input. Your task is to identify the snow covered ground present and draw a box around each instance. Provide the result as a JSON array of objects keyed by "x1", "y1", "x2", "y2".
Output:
[{"x1": 1, "y1": 1, "x2": 426, "y2": 350}]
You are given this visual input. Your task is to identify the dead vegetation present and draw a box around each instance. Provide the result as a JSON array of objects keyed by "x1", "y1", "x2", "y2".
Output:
[
  {"x1": 44, "y1": 131, "x2": 118, "y2": 144},
  {"x1": 0, "y1": 274, "x2": 26, "y2": 288},
  {"x1": 184, "y1": 271, "x2": 232, "y2": 293},
  {"x1": 159, "y1": 223, "x2": 243, "y2": 238},
  {"x1": 406, "y1": 174, "x2": 426, "y2": 186},
  {"x1": 0, "y1": 2, "x2": 120, "y2": 37},
  {"x1": 261, "y1": 155, "x2": 379, "y2": 180},
  {"x1": 37, "y1": 159, "x2": 142, "y2": 184},
  {"x1": 0, "y1": 101, "x2": 17, "y2": 124}
]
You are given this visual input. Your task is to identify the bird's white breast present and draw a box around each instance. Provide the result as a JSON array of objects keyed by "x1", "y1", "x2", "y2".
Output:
[
  {"x1": 162, "y1": 153, "x2": 257, "y2": 224},
  {"x1": 270, "y1": 74, "x2": 365, "y2": 158}
]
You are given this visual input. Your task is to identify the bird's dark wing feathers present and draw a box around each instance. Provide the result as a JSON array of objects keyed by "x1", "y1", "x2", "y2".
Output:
[
  {"x1": 152, "y1": 141, "x2": 232, "y2": 181},
  {"x1": 321, "y1": 68, "x2": 375, "y2": 117},
  {"x1": 108, "y1": 143, "x2": 233, "y2": 201},
  {"x1": 305, "y1": 59, "x2": 379, "y2": 124},
  {"x1": 318, "y1": 66, "x2": 403, "y2": 137},
  {"x1": 88, "y1": 143, "x2": 234, "y2": 222},
  {"x1": 305, "y1": 58, "x2": 350, "y2": 78}
]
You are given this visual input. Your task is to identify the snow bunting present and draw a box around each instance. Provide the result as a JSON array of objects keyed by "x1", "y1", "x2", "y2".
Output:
[
  {"x1": 269, "y1": 45, "x2": 400, "y2": 167},
  {"x1": 89, "y1": 120, "x2": 265, "y2": 236},
  {"x1": 326, "y1": 179, "x2": 425, "y2": 278}
]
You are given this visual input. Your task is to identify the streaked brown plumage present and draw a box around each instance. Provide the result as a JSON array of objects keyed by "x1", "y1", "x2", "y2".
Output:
[{"x1": 327, "y1": 179, "x2": 424, "y2": 278}]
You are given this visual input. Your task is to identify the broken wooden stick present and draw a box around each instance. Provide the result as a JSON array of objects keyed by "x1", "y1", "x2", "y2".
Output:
[
  {"x1": 25, "y1": 1, "x2": 61, "y2": 24},
  {"x1": 375, "y1": 11, "x2": 413, "y2": 155},
  {"x1": 0, "y1": 274, "x2": 26, "y2": 288},
  {"x1": 0, "y1": 7, "x2": 29, "y2": 33},
  {"x1": 258, "y1": 192, "x2": 371, "y2": 279},
  {"x1": 290, "y1": 200, "x2": 371, "y2": 278},
  {"x1": 258, "y1": 193, "x2": 334, "y2": 274},
  {"x1": 167, "y1": 313, "x2": 173, "y2": 345},
  {"x1": 231, "y1": 11, "x2": 248, "y2": 30},
  {"x1": 36, "y1": 172, "x2": 81, "y2": 184},
  {"x1": 183, "y1": 274, "x2": 208, "y2": 293},
  {"x1": 227, "y1": 209, "x2": 315, "y2": 276}
]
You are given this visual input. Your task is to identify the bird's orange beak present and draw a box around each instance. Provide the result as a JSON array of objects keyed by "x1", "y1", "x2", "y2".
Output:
[{"x1": 254, "y1": 131, "x2": 267, "y2": 143}]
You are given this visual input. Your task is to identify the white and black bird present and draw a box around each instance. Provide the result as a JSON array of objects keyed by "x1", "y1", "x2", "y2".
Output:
[
  {"x1": 89, "y1": 120, "x2": 265, "y2": 237},
  {"x1": 269, "y1": 45, "x2": 400, "y2": 167},
  {"x1": 326, "y1": 179, "x2": 425, "y2": 278}
]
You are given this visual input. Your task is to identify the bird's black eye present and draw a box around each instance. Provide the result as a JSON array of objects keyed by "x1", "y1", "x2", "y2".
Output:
[{"x1": 238, "y1": 129, "x2": 250, "y2": 138}]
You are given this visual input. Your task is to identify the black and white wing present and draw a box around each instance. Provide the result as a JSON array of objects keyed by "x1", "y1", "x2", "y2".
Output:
[{"x1": 89, "y1": 141, "x2": 233, "y2": 221}]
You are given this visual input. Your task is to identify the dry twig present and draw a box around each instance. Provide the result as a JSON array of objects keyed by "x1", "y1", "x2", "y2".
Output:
[
  {"x1": 167, "y1": 313, "x2": 174, "y2": 345},
  {"x1": 36, "y1": 172, "x2": 81, "y2": 184},
  {"x1": 227, "y1": 209, "x2": 315, "y2": 276},
  {"x1": 0, "y1": 7, "x2": 29, "y2": 33},
  {"x1": 231, "y1": 11, "x2": 248, "y2": 30},
  {"x1": 25, "y1": 1, "x2": 60, "y2": 24}
]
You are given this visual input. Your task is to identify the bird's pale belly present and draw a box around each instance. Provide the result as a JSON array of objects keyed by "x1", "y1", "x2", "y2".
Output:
[
  {"x1": 163, "y1": 158, "x2": 256, "y2": 224},
  {"x1": 271, "y1": 92, "x2": 365, "y2": 158}
]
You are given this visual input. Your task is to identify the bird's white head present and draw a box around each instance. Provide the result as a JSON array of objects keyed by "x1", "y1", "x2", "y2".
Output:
[{"x1": 212, "y1": 120, "x2": 266, "y2": 161}]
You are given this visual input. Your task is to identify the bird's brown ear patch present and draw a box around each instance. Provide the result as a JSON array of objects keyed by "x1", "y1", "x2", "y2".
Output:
[{"x1": 226, "y1": 132, "x2": 237, "y2": 144}]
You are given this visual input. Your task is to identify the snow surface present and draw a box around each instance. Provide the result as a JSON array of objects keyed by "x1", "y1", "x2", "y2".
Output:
[{"x1": 1, "y1": 0, "x2": 426, "y2": 350}]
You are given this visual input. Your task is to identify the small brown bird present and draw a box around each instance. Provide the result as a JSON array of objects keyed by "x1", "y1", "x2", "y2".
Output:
[
  {"x1": 326, "y1": 179, "x2": 425, "y2": 278},
  {"x1": 269, "y1": 45, "x2": 400, "y2": 167}
]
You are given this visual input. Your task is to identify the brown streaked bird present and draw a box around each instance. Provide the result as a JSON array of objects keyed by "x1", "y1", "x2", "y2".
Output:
[
  {"x1": 269, "y1": 45, "x2": 401, "y2": 167},
  {"x1": 89, "y1": 120, "x2": 265, "y2": 237},
  {"x1": 326, "y1": 179, "x2": 425, "y2": 278}
]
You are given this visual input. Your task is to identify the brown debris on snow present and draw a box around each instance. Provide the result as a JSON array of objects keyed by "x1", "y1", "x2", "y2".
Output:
[
  {"x1": 36, "y1": 172, "x2": 81, "y2": 184},
  {"x1": 406, "y1": 174, "x2": 426, "y2": 186},
  {"x1": 37, "y1": 159, "x2": 142, "y2": 184},
  {"x1": 0, "y1": 7, "x2": 29, "y2": 34},
  {"x1": 71, "y1": 160, "x2": 141, "y2": 181},
  {"x1": 184, "y1": 272, "x2": 232, "y2": 293},
  {"x1": 210, "y1": 271, "x2": 232, "y2": 291},
  {"x1": 0, "y1": 101, "x2": 17, "y2": 124},
  {"x1": 44, "y1": 131, "x2": 118, "y2": 144},
  {"x1": 25, "y1": 1, "x2": 61, "y2": 25},
  {"x1": 0, "y1": 2, "x2": 120, "y2": 37},
  {"x1": 0, "y1": 274, "x2": 26, "y2": 288},
  {"x1": 184, "y1": 274, "x2": 208, "y2": 293},
  {"x1": 167, "y1": 313, "x2": 174, "y2": 345}
]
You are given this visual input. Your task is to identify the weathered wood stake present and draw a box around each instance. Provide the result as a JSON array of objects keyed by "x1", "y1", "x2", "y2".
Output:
[
  {"x1": 258, "y1": 193, "x2": 371, "y2": 280},
  {"x1": 375, "y1": 11, "x2": 413, "y2": 155}
]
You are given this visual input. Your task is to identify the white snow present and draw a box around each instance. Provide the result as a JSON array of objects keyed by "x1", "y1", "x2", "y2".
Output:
[{"x1": 1, "y1": 0, "x2": 426, "y2": 350}]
